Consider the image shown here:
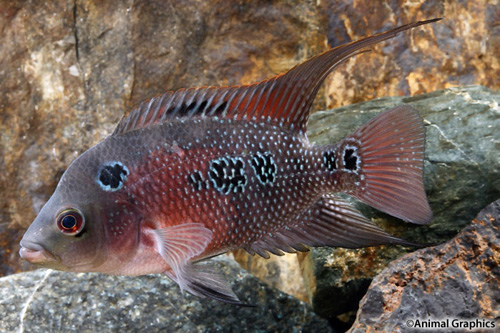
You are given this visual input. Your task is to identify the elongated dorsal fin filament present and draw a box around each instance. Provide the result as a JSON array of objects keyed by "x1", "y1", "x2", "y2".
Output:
[{"x1": 112, "y1": 19, "x2": 442, "y2": 136}]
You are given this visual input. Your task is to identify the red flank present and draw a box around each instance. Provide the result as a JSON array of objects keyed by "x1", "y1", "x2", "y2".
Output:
[{"x1": 20, "y1": 19, "x2": 439, "y2": 305}]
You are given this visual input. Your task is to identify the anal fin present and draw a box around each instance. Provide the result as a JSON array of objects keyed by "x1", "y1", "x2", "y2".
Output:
[
  {"x1": 246, "y1": 194, "x2": 417, "y2": 259},
  {"x1": 152, "y1": 223, "x2": 244, "y2": 305}
]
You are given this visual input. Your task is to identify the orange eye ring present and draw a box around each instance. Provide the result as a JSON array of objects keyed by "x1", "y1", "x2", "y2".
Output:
[{"x1": 56, "y1": 209, "x2": 85, "y2": 235}]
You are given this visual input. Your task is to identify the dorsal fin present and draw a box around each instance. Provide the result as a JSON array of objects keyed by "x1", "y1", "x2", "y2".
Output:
[{"x1": 113, "y1": 18, "x2": 441, "y2": 136}]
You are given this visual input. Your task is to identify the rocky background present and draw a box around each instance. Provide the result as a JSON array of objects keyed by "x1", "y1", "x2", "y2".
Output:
[
  {"x1": 349, "y1": 199, "x2": 500, "y2": 332},
  {"x1": 1, "y1": 0, "x2": 499, "y2": 331},
  {"x1": 0, "y1": 256, "x2": 333, "y2": 332},
  {"x1": 235, "y1": 85, "x2": 500, "y2": 329}
]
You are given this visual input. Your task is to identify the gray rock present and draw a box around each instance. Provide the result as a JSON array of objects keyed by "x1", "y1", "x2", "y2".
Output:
[
  {"x1": 0, "y1": 256, "x2": 332, "y2": 332},
  {"x1": 305, "y1": 85, "x2": 500, "y2": 325},
  {"x1": 348, "y1": 199, "x2": 500, "y2": 332},
  {"x1": 0, "y1": 0, "x2": 326, "y2": 276},
  {"x1": 309, "y1": 85, "x2": 500, "y2": 244},
  {"x1": 227, "y1": 86, "x2": 500, "y2": 329}
]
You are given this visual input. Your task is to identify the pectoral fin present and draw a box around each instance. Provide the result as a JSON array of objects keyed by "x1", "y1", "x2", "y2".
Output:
[
  {"x1": 165, "y1": 261, "x2": 246, "y2": 305},
  {"x1": 152, "y1": 223, "x2": 243, "y2": 305}
]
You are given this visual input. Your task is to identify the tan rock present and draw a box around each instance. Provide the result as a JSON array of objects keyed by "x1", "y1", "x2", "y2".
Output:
[
  {"x1": 349, "y1": 199, "x2": 500, "y2": 332},
  {"x1": 0, "y1": 0, "x2": 325, "y2": 274},
  {"x1": 232, "y1": 250, "x2": 316, "y2": 304},
  {"x1": 1, "y1": 4, "x2": 499, "y2": 314},
  {"x1": 321, "y1": 0, "x2": 500, "y2": 108}
]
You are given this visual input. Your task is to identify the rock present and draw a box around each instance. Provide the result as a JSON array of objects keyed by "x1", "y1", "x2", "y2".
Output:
[
  {"x1": 322, "y1": 0, "x2": 500, "y2": 108},
  {"x1": 2, "y1": 0, "x2": 499, "y2": 279},
  {"x1": 0, "y1": 256, "x2": 332, "y2": 332},
  {"x1": 1, "y1": 1, "x2": 500, "y2": 329},
  {"x1": 349, "y1": 199, "x2": 500, "y2": 332},
  {"x1": 233, "y1": 250, "x2": 317, "y2": 304},
  {"x1": 308, "y1": 85, "x2": 500, "y2": 244},
  {"x1": 233, "y1": 85, "x2": 500, "y2": 327},
  {"x1": 0, "y1": 0, "x2": 326, "y2": 277}
]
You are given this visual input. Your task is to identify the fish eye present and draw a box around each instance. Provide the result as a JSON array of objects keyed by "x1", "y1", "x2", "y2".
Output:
[{"x1": 56, "y1": 208, "x2": 85, "y2": 236}]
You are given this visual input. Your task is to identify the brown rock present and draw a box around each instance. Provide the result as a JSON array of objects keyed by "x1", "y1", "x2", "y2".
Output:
[
  {"x1": 349, "y1": 200, "x2": 500, "y2": 332},
  {"x1": 232, "y1": 250, "x2": 316, "y2": 304},
  {"x1": 321, "y1": 0, "x2": 500, "y2": 108},
  {"x1": 0, "y1": 0, "x2": 325, "y2": 276},
  {"x1": 1, "y1": 2, "x2": 499, "y2": 314},
  {"x1": 1, "y1": 1, "x2": 84, "y2": 274}
]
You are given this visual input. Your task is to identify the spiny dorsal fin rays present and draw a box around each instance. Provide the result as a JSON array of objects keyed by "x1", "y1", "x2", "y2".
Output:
[
  {"x1": 273, "y1": 49, "x2": 371, "y2": 127},
  {"x1": 112, "y1": 18, "x2": 441, "y2": 136}
]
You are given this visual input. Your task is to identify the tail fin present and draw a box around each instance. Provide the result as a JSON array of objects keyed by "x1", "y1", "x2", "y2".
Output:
[{"x1": 339, "y1": 105, "x2": 432, "y2": 224}]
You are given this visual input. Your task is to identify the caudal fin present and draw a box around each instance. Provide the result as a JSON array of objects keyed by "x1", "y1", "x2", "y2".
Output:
[{"x1": 339, "y1": 105, "x2": 432, "y2": 224}]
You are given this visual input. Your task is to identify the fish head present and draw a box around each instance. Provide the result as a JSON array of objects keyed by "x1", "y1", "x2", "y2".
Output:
[
  {"x1": 20, "y1": 142, "x2": 141, "y2": 273},
  {"x1": 19, "y1": 194, "x2": 106, "y2": 272}
]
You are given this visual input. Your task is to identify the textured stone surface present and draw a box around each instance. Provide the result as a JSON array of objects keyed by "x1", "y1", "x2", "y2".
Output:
[
  {"x1": 308, "y1": 85, "x2": 500, "y2": 244},
  {"x1": 0, "y1": 0, "x2": 326, "y2": 276},
  {"x1": 234, "y1": 85, "x2": 500, "y2": 326},
  {"x1": 2, "y1": 0, "x2": 499, "y2": 277},
  {"x1": 1, "y1": 1, "x2": 500, "y2": 328},
  {"x1": 349, "y1": 199, "x2": 500, "y2": 332},
  {"x1": 0, "y1": 256, "x2": 332, "y2": 332},
  {"x1": 233, "y1": 250, "x2": 317, "y2": 304},
  {"x1": 322, "y1": 0, "x2": 500, "y2": 108}
]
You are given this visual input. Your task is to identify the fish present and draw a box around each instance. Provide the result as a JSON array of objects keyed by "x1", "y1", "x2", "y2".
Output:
[{"x1": 19, "y1": 18, "x2": 439, "y2": 305}]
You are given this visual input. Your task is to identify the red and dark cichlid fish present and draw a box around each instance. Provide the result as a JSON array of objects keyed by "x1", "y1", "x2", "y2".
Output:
[{"x1": 20, "y1": 19, "x2": 439, "y2": 305}]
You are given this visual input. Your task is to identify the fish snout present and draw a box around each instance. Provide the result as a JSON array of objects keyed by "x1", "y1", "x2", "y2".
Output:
[{"x1": 19, "y1": 240, "x2": 58, "y2": 264}]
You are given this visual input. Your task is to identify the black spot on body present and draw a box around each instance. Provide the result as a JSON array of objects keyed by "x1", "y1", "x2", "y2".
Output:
[
  {"x1": 99, "y1": 163, "x2": 128, "y2": 190},
  {"x1": 188, "y1": 171, "x2": 208, "y2": 191},
  {"x1": 251, "y1": 152, "x2": 277, "y2": 184},
  {"x1": 209, "y1": 157, "x2": 247, "y2": 194},
  {"x1": 343, "y1": 149, "x2": 358, "y2": 171},
  {"x1": 323, "y1": 151, "x2": 337, "y2": 171}
]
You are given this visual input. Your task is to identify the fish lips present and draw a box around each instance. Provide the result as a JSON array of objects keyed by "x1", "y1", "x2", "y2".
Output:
[{"x1": 19, "y1": 240, "x2": 59, "y2": 265}]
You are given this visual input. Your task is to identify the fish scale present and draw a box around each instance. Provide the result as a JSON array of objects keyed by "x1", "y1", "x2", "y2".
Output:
[
  {"x1": 126, "y1": 118, "x2": 330, "y2": 256},
  {"x1": 20, "y1": 19, "x2": 440, "y2": 305}
]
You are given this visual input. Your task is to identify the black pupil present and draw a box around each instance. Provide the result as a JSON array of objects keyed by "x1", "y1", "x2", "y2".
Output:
[{"x1": 61, "y1": 215, "x2": 77, "y2": 229}]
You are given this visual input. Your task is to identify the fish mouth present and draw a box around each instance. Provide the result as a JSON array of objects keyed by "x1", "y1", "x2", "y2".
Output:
[{"x1": 19, "y1": 241, "x2": 59, "y2": 264}]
